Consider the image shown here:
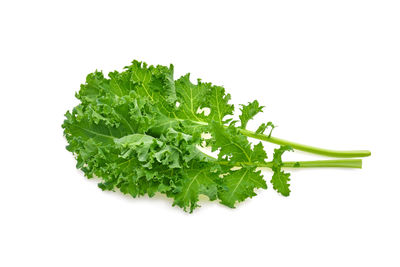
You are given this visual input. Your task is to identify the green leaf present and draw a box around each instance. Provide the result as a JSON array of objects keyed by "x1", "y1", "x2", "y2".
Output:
[
  {"x1": 173, "y1": 165, "x2": 218, "y2": 213},
  {"x1": 271, "y1": 146, "x2": 293, "y2": 196},
  {"x1": 239, "y1": 100, "x2": 264, "y2": 129},
  {"x1": 219, "y1": 167, "x2": 267, "y2": 208},
  {"x1": 210, "y1": 122, "x2": 267, "y2": 164},
  {"x1": 209, "y1": 122, "x2": 268, "y2": 207},
  {"x1": 205, "y1": 83, "x2": 234, "y2": 123},
  {"x1": 63, "y1": 60, "x2": 272, "y2": 212},
  {"x1": 255, "y1": 121, "x2": 275, "y2": 137},
  {"x1": 173, "y1": 74, "x2": 234, "y2": 124}
]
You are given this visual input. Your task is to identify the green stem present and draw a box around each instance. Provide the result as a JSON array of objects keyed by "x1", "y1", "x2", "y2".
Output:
[
  {"x1": 177, "y1": 118, "x2": 371, "y2": 158},
  {"x1": 260, "y1": 159, "x2": 362, "y2": 169},
  {"x1": 219, "y1": 159, "x2": 362, "y2": 168},
  {"x1": 238, "y1": 128, "x2": 371, "y2": 158},
  {"x1": 200, "y1": 151, "x2": 363, "y2": 169},
  {"x1": 217, "y1": 159, "x2": 362, "y2": 169}
]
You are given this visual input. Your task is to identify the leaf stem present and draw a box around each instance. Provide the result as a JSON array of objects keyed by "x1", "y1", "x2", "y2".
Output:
[
  {"x1": 199, "y1": 150, "x2": 363, "y2": 169},
  {"x1": 218, "y1": 159, "x2": 362, "y2": 169},
  {"x1": 238, "y1": 128, "x2": 371, "y2": 158},
  {"x1": 181, "y1": 118, "x2": 371, "y2": 158},
  {"x1": 260, "y1": 159, "x2": 362, "y2": 168}
]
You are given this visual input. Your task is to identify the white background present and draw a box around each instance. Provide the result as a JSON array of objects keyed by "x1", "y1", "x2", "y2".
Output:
[{"x1": 1, "y1": 0, "x2": 399, "y2": 266}]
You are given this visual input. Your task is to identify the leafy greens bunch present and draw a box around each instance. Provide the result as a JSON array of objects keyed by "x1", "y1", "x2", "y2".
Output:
[{"x1": 62, "y1": 60, "x2": 371, "y2": 212}]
